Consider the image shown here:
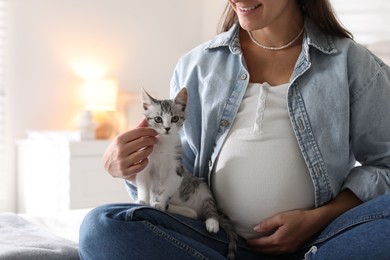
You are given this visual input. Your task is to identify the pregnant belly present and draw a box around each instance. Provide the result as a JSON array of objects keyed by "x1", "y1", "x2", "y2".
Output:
[{"x1": 212, "y1": 144, "x2": 315, "y2": 239}]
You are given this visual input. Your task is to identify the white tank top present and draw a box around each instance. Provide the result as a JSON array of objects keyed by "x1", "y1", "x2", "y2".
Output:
[{"x1": 212, "y1": 82, "x2": 315, "y2": 239}]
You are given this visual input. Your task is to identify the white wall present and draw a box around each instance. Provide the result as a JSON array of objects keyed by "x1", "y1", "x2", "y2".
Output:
[
  {"x1": 331, "y1": 0, "x2": 390, "y2": 44},
  {"x1": 202, "y1": 0, "x2": 227, "y2": 40},
  {"x1": 4, "y1": 0, "x2": 226, "y2": 212},
  {"x1": 8, "y1": 0, "x2": 203, "y2": 136}
]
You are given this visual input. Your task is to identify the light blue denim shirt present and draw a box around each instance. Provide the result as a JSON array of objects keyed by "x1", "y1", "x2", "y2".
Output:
[{"x1": 168, "y1": 19, "x2": 390, "y2": 207}]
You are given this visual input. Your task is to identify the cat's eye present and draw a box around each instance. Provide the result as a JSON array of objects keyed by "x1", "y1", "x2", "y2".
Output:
[
  {"x1": 171, "y1": 116, "x2": 179, "y2": 123},
  {"x1": 154, "y1": 117, "x2": 163, "y2": 123}
]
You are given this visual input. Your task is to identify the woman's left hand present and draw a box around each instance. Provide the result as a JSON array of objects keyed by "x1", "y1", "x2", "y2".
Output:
[
  {"x1": 246, "y1": 209, "x2": 321, "y2": 254},
  {"x1": 247, "y1": 190, "x2": 362, "y2": 255}
]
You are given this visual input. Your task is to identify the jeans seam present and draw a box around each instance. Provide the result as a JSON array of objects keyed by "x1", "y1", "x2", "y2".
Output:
[
  {"x1": 142, "y1": 221, "x2": 209, "y2": 260},
  {"x1": 312, "y1": 212, "x2": 387, "y2": 245}
]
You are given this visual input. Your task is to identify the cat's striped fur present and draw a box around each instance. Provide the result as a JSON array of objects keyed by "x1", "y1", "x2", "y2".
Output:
[{"x1": 136, "y1": 87, "x2": 237, "y2": 260}]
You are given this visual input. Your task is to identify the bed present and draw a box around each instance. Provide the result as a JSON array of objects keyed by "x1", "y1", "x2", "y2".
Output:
[{"x1": 0, "y1": 208, "x2": 90, "y2": 259}]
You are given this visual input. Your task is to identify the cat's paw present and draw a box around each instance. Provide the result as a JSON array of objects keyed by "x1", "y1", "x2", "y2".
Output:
[
  {"x1": 205, "y1": 218, "x2": 219, "y2": 233},
  {"x1": 136, "y1": 199, "x2": 149, "y2": 205},
  {"x1": 151, "y1": 201, "x2": 166, "y2": 211}
]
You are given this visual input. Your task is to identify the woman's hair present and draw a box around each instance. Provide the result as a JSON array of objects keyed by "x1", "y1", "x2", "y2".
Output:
[{"x1": 218, "y1": 0, "x2": 353, "y2": 39}]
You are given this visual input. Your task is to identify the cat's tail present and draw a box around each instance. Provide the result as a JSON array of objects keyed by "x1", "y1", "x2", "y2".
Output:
[
  {"x1": 218, "y1": 212, "x2": 238, "y2": 260},
  {"x1": 201, "y1": 191, "x2": 237, "y2": 260}
]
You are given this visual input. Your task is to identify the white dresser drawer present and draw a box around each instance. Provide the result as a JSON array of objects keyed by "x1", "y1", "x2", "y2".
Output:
[{"x1": 17, "y1": 139, "x2": 131, "y2": 214}]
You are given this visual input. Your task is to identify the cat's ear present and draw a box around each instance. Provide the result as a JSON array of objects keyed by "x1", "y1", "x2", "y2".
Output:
[
  {"x1": 174, "y1": 88, "x2": 188, "y2": 111},
  {"x1": 141, "y1": 88, "x2": 156, "y2": 110}
]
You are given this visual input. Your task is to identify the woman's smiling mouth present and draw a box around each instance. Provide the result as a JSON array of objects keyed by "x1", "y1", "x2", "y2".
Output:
[{"x1": 238, "y1": 3, "x2": 262, "y2": 12}]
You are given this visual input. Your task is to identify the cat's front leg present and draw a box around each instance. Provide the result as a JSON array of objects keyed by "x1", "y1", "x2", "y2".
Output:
[
  {"x1": 136, "y1": 198, "x2": 150, "y2": 205},
  {"x1": 135, "y1": 172, "x2": 151, "y2": 205},
  {"x1": 150, "y1": 189, "x2": 168, "y2": 211},
  {"x1": 136, "y1": 195, "x2": 150, "y2": 206},
  {"x1": 151, "y1": 175, "x2": 182, "y2": 211},
  {"x1": 136, "y1": 187, "x2": 150, "y2": 205}
]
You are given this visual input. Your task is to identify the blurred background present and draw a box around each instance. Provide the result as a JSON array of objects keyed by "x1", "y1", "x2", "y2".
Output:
[{"x1": 0, "y1": 0, "x2": 389, "y2": 213}]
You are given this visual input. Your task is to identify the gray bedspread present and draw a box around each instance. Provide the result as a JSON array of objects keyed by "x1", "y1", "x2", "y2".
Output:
[{"x1": 0, "y1": 213, "x2": 79, "y2": 260}]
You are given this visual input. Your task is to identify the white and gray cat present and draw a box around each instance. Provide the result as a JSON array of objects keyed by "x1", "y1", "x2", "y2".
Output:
[{"x1": 136, "y1": 87, "x2": 237, "y2": 260}]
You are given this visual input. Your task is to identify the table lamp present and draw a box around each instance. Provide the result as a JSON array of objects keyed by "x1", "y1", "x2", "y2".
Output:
[{"x1": 83, "y1": 78, "x2": 118, "y2": 139}]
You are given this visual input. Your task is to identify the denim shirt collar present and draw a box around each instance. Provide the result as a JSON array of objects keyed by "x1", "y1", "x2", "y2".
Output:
[
  {"x1": 206, "y1": 18, "x2": 338, "y2": 56},
  {"x1": 207, "y1": 23, "x2": 242, "y2": 54}
]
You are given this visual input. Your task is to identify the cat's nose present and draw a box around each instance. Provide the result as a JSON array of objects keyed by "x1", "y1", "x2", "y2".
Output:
[{"x1": 165, "y1": 127, "x2": 171, "y2": 133}]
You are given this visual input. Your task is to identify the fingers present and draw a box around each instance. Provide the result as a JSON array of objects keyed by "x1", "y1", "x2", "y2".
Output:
[
  {"x1": 116, "y1": 127, "x2": 157, "y2": 145},
  {"x1": 122, "y1": 145, "x2": 154, "y2": 173},
  {"x1": 247, "y1": 234, "x2": 276, "y2": 248},
  {"x1": 137, "y1": 117, "x2": 149, "y2": 128},
  {"x1": 254, "y1": 215, "x2": 282, "y2": 234},
  {"x1": 248, "y1": 235, "x2": 300, "y2": 255},
  {"x1": 103, "y1": 126, "x2": 158, "y2": 180},
  {"x1": 247, "y1": 226, "x2": 295, "y2": 255},
  {"x1": 118, "y1": 134, "x2": 157, "y2": 157},
  {"x1": 249, "y1": 220, "x2": 283, "y2": 252},
  {"x1": 247, "y1": 211, "x2": 307, "y2": 254},
  {"x1": 118, "y1": 157, "x2": 150, "y2": 182}
]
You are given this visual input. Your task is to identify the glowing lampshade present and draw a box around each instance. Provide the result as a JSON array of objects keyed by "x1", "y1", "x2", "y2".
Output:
[{"x1": 84, "y1": 79, "x2": 118, "y2": 111}]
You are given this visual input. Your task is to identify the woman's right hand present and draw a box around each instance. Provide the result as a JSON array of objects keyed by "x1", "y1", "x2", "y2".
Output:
[{"x1": 103, "y1": 118, "x2": 158, "y2": 182}]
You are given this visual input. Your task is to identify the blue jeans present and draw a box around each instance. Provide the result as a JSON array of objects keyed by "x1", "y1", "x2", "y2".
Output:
[{"x1": 79, "y1": 194, "x2": 390, "y2": 260}]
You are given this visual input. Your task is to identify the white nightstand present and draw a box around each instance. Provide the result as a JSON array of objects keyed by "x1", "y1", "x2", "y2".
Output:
[{"x1": 17, "y1": 138, "x2": 131, "y2": 214}]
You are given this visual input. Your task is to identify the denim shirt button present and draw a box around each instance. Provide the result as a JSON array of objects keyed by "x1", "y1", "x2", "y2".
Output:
[
  {"x1": 240, "y1": 73, "x2": 247, "y2": 80},
  {"x1": 221, "y1": 119, "x2": 230, "y2": 127}
]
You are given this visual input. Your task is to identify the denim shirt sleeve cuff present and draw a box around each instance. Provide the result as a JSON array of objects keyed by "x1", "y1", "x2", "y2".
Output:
[
  {"x1": 341, "y1": 166, "x2": 390, "y2": 202},
  {"x1": 124, "y1": 180, "x2": 138, "y2": 201}
]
